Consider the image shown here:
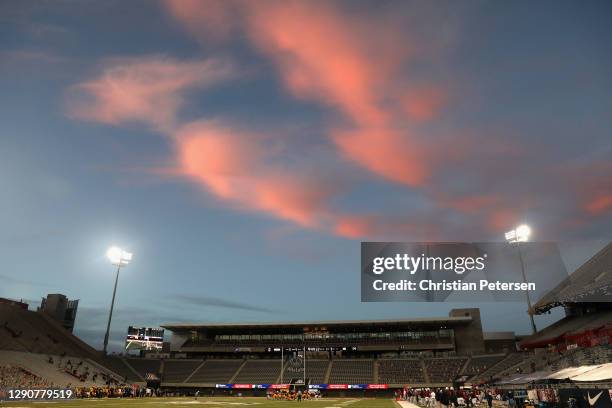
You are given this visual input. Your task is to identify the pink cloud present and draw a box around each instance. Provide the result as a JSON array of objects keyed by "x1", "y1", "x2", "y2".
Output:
[
  {"x1": 332, "y1": 127, "x2": 430, "y2": 186},
  {"x1": 62, "y1": 2, "x2": 609, "y2": 241},
  {"x1": 175, "y1": 120, "x2": 342, "y2": 229},
  {"x1": 164, "y1": 0, "x2": 445, "y2": 188},
  {"x1": 66, "y1": 56, "x2": 235, "y2": 132},
  {"x1": 586, "y1": 194, "x2": 612, "y2": 215},
  {"x1": 402, "y1": 86, "x2": 448, "y2": 122},
  {"x1": 165, "y1": 0, "x2": 237, "y2": 43}
]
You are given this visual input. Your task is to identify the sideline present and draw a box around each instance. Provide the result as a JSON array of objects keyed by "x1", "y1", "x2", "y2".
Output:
[{"x1": 395, "y1": 401, "x2": 421, "y2": 408}]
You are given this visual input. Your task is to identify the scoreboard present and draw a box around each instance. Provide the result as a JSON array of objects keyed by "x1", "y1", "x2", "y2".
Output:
[{"x1": 125, "y1": 326, "x2": 164, "y2": 350}]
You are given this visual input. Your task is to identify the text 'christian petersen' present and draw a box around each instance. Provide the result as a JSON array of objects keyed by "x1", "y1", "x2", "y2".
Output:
[{"x1": 372, "y1": 279, "x2": 536, "y2": 292}]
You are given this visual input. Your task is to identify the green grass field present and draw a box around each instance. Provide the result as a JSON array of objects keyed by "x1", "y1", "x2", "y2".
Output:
[{"x1": 1, "y1": 397, "x2": 399, "y2": 408}]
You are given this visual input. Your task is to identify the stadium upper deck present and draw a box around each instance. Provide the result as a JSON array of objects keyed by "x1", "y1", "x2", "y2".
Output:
[
  {"x1": 533, "y1": 242, "x2": 612, "y2": 314},
  {"x1": 162, "y1": 308, "x2": 486, "y2": 356}
]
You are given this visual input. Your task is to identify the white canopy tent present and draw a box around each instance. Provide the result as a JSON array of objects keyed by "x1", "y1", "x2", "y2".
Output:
[
  {"x1": 497, "y1": 363, "x2": 612, "y2": 384},
  {"x1": 570, "y1": 363, "x2": 612, "y2": 382}
]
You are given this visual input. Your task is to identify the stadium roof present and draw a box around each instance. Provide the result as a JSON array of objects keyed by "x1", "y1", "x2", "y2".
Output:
[
  {"x1": 533, "y1": 242, "x2": 612, "y2": 314},
  {"x1": 162, "y1": 316, "x2": 472, "y2": 332}
]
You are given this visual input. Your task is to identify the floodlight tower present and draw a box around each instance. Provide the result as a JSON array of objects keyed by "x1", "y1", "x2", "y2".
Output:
[
  {"x1": 103, "y1": 246, "x2": 133, "y2": 354},
  {"x1": 505, "y1": 225, "x2": 537, "y2": 334}
]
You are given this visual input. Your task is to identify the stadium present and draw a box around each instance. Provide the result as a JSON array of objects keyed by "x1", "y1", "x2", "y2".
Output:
[
  {"x1": 1, "y1": 243, "x2": 611, "y2": 407},
  {"x1": 2, "y1": 1, "x2": 612, "y2": 408}
]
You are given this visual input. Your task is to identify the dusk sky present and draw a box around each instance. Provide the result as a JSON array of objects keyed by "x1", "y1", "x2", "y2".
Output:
[{"x1": 1, "y1": 0, "x2": 611, "y2": 351}]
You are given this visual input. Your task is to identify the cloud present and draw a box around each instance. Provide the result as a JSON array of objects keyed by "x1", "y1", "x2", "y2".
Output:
[
  {"x1": 165, "y1": 0, "x2": 448, "y2": 188},
  {"x1": 66, "y1": 55, "x2": 236, "y2": 132},
  {"x1": 174, "y1": 120, "x2": 346, "y2": 229},
  {"x1": 0, "y1": 273, "x2": 50, "y2": 287},
  {"x1": 61, "y1": 2, "x2": 611, "y2": 241},
  {"x1": 586, "y1": 194, "x2": 612, "y2": 215},
  {"x1": 172, "y1": 294, "x2": 275, "y2": 313}
]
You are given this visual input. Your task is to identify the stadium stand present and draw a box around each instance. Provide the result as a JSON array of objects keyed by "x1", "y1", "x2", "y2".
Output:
[
  {"x1": 378, "y1": 358, "x2": 425, "y2": 384},
  {"x1": 462, "y1": 354, "x2": 506, "y2": 376},
  {"x1": 187, "y1": 359, "x2": 243, "y2": 383},
  {"x1": 519, "y1": 310, "x2": 612, "y2": 352},
  {"x1": 282, "y1": 359, "x2": 329, "y2": 383},
  {"x1": 162, "y1": 359, "x2": 204, "y2": 383},
  {"x1": 472, "y1": 352, "x2": 530, "y2": 381},
  {"x1": 328, "y1": 359, "x2": 374, "y2": 384},
  {"x1": 424, "y1": 357, "x2": 467, "y2": 384},
  {"x1": 534, "y1": 242, "x2": 612, "y2": 312},
  {"x1": 233, "y1": 359, "x2": 281, "y2": 383},
  {"x1": 102, "y1": 356, "x2": 141, "y2": 383},
  {"x1": 3, "y1": 246, "x2": 610, "y2": 394},
  {"x1": 0, "y1": 364, "x2": 53, "y2": 389},
  {"x1": 0, "y1": 350, "x2": 120, "y2": 387},
  {"x1": 0, "y1": 304, "x2": 97, "y2": 357},
  {"x1": 124, "y1": 358, "x2": 160, "y2": 380}
]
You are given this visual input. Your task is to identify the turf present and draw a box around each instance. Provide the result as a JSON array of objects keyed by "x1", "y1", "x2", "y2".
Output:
[{"x1": 0, "y1": 396, "x2": 399, "y2": 408}]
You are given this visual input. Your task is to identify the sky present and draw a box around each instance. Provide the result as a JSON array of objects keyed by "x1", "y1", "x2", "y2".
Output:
[{"x1": 1, "y1": 0, "x2": 611, "y2": 352}]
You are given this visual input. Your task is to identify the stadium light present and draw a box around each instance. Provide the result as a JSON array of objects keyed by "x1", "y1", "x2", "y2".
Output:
[
  {"x1": 504, "y1": 224, "x2": 531, "y2": 243},
  {"x1": 106, "y1": 246, "x2": 132, "y2": 266},
  {"x1": 103, "y1": 246, "x2": 133, "y2": 354},
  {"x1": 505, "y1": 225, "x2": 537, "y2": 334}
]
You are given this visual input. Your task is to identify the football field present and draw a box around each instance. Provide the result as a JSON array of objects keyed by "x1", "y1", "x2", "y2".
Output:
[{"x1": 0, "y1": 397, "x2": 399, "y2": 408}]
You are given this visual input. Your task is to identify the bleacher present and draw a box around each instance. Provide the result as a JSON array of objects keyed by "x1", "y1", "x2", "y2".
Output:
[
  {"x1": 539, "y1": 344, "x2": 612, "y2": 372},
  {"x1": 233, "y1": 360, "x2": 281, "y2": 383},
  {"x1": 424, "y1": 358, "x2": 467, "y2": 384},
  {"x1": 534, "y1": 242, "x2": 612, "y2": 313},
  {"x1": 102, "y1": 356, "x2": 141, "y2": 383},
  {"x1": 328, "y1": 359, "x2": 373, "y2": 384},
  {"x1": 0, "y1": 350, "x2": 120, "y2": 387},
  {"x1": 282, "y1": 359, "x2": 329, "y2": 383},
  {"x1": 163, "y1": 359, "x2": 203, "y2": 383},
  {"x1": 124, "y1": 358, "x2": 160, "y2": 380},
  {"x1": 378, "y1": 358, "x2": 425, "y2": 384},
  {"x1": 520, "y1": 311, "x2": 612, "y2": 350},
  {"x1": 473, "y1": 352, "x2": 531, "y2": 381},
  {"x1": 0, "y1": 304, "x2": 101, "y2": 359},
  {"x1": 0, "y1": 363, "x2": 53, "y2": 389},
  {"x1": 462, "y1": 354, "x2": 506, "y2": 376},
  {"x1": 187, "y1": 359, "x2": 243, "y2": 383}
]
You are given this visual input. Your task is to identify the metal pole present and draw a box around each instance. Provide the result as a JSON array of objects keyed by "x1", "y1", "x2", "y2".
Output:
[
  {"x1": 281, "y1": 347, "x2": 284, "y2": 384},
  {"x1": 103, "y1": 264, "x2": 121, "y2": 354},
  {"x1": 303, "y1": 345, "x2": 306, "y2": 385},
  {"x1": 517, "y1": 242, "x2": 537, "y2": 334}
]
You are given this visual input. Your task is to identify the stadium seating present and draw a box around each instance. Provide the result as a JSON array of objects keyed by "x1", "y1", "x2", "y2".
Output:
[
  {"x1": 462, "y1": 354, "x2": 506, "y2": 376},
  {"x1": 0, "y1": 304, "x2": 97, "y2": 357},
  {"x1": 378, "y1": 358, "x2": 425, "y2": 384},
  {"x1": 124, "y1": 358, "x2": 161, "y2": 380},
  {"x1": 0, "y1": 364, "x2": 53, "y2": 389},
  {"x1": 187, "y1": 359, "x2": 243, "y2": 383},
  {"x1": 537, "y1": 344, "x2": 612, "y2": 372},
  {"x1": 281, "y1": 359, "x2": 329, "y2": 383},
  {"x1": 233, "y1": 360, "x2": 281, "y2": 383},
  {"x1": 162, "y1": 359, "x2": 203, "y2": 383},
  {"x1": 328, "y1": 359, "x2": 374, "y2": 384},
  {"x1": 472, "y1": 352, "x2": 531, "y2": 381},
  {"x1": 424, "y1": 357, "x2": 467, "y2": 384},
  {"x1": 0, "y1": 350, "x2": 120, "y2": 387},
  {"x1": 102, "y1": 356, "x2": 141, "y2": 383}
]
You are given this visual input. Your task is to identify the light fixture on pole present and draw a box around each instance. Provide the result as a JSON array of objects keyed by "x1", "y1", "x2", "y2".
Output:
[
  {"x1": 103, "y1": 246, "x2": 132, "y2": 354},
  {"x1": 505, "y1": 225, "x2": 537, "y2": 334}
]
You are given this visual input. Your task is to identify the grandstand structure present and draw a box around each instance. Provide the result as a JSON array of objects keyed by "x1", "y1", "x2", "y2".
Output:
[
  {"x1": 1, "y1": 241, "x2": 611, "y2": 394},
  {"x1": 521, "y1": 243, "x2": 612, "y2": 352},
  {"x1": 474, "y1": 242, "x2": 612, "y2": 387},
  {"x1": 153, "y1": 308, "x2": 523, "y2": 390}
]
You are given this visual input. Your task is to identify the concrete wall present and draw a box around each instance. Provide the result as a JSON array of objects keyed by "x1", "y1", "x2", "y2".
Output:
[{"x1": 450, "y1": 308, "x2": 485, "y2": 355}]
